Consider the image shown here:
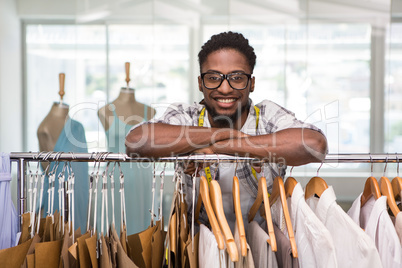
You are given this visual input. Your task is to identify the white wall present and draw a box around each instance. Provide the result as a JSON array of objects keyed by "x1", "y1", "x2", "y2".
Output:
[{"x1": 0, "y1": 0, "x2": 22, "y2": 153}]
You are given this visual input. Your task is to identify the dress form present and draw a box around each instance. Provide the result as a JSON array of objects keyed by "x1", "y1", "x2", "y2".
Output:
[
  {"x1": 98, "y1": 62, "x2": 155, "y2": 131},
  {"x1": 97, "y1": 63, "x2": 155, "y2": 235},
  {"x1": 37, "y1": 73, "x2": 69, "y2": 169}
]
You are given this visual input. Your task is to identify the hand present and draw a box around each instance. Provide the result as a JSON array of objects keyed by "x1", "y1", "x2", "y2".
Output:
[{"x1": 193, "y1": 146, "x2": 214, "y2": 155}]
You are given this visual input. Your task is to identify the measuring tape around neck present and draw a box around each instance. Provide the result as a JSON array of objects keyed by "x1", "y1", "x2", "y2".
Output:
[{"x1": 198, "y1": 105, "x2": 260, "y2": 183}]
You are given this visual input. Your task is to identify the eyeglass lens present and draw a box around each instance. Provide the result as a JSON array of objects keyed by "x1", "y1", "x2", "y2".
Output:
[{"x1": 203, "y1": 73, "x2": 249, "y2": 90}]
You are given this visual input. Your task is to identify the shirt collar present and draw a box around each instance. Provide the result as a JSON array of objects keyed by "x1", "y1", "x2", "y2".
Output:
[{"x1": 314, "y1": 186, "x2": 337, "y2": 223}]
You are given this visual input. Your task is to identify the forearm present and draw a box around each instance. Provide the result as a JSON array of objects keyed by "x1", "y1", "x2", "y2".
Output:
[
  {"x1": 210, "y1": 128, "x2": 328, "y2": 166},
  {"x1": 125, "y1": 123, "x2": 243, "y2": 158}
]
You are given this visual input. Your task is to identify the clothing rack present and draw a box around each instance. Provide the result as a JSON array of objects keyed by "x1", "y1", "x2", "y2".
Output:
[{"x1": 8, "y1": 151, "x2": 402, "y2": 229}]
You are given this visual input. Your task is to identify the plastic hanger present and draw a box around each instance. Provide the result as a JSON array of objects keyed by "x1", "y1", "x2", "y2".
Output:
[
  {"x1": 361, "y1": 156, "x2": 381, "y2": 207},
  {"x1": 232, "y1": 174, "x2": 247, "y2": 257},
  {"x1": 269, "y1": 176, "x2": 298, "y2": 258},
  {"x1": 210, "y1": 179, "x2": 239, "y2": 262},
  {"x1": 248, "y1": 174, "x2": 277, "y2": 252},
  {"x1": 195, "y1": 175, "x2": 225, "y2": 250},
  {"x1": 379, "y1": 158, "x2": 400, "y2": 217},
  {"x1": 392, "y1": 156, "x2": 402, "y2": 201},
  {"x1": 304, "y1": 163, "x2": 328, "y2": 200}
]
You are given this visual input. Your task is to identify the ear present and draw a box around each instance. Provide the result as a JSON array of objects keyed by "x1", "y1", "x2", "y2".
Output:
[
  {"x1": 198, "y1": 76, "x2": 203, "y2": 92},
  {"x1": 250, "y1": 76, "x2": 255, "y2": 93}
]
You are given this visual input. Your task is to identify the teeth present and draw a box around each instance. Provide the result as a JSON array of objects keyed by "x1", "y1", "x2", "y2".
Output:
[{"x1": 217, "y1": 99, "x2": 236, "y2": 103}]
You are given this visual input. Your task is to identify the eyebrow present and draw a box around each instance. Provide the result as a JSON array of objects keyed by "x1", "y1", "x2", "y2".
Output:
[{"x1": 204, "y1": 69, "x2": 247, "y2": 74}]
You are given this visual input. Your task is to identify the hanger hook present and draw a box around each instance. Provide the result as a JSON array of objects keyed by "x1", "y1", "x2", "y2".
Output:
[
  {"x1": 370, "y1": 154, "x2": 373, "y2": 177},
  {"x1": 383, "y1": 155, "x2": 388, "y2": 177},
  {"x1": 397, "y1": 153, "x2": 400, "y2": 177},
  {"x1": 213, "y1": 154, "x2": 220, "y2": 180},
  {"x1": 234, "y1": 156, "x2": 239, "y2": 177},
  {"x1": 289, "y1": 166, "x2": 294, "y2": 177},
  {"x1": 317, "y1": 162, "x2": 323, "y2": 177}
]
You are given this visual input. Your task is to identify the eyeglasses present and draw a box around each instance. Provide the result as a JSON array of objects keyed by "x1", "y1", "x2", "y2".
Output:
[{"x1": 201, "y1": 72, "x2": 252, "y2": 90}]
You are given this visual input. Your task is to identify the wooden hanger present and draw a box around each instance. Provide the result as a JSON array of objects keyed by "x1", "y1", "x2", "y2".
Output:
[
  {"x1": 269, "y1": 176, "x2": 298, "y2": 258},
  {"x1": 248, "y1": 176, "x2": 277, "y2": 252},
  {"x1": 210, "y1": 180, "x2": 239, "y2": 262},
  {"x1": 284, "y1": 176, "x2": 298, "y2": 198},
  {"x1": 194, "y1": 176, "x2": 225, "y2": 250},
  {"x1": 380, "y1": 176, "x2": 400, "y2": 217},
  {"x1": 304, "y1": 176, "x2": 329, "y2": 200},
  {"x1": 392, "y1": 176, "x2": 402, "y2": 201},
  {"x1": 360, "y1": 176, "x2": 381, "y2": 207},
  {"x1": 232, "y1": 176, "x2": 247, "y2": 257}
]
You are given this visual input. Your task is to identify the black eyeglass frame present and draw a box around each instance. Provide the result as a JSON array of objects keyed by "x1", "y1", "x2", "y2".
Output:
[{"x1": 200, "y1": 72, "x2": 252, "y2": 90}]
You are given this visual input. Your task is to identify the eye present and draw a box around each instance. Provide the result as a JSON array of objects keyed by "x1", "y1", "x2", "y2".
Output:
[
  {"x1": 230, "y1": 74, "x2": 246, "y2": 82},
  {"x1": 205, "y1": 74, "x2": 221, "y2": 81}
]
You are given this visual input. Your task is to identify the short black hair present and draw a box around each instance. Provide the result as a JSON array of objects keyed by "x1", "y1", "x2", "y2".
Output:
[{"x1": 198, "y1": 31, "x2": 256, "y2": 73}]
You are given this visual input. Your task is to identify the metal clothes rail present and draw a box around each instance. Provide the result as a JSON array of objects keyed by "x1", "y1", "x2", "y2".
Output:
[{"x1": 9, "y1": 151, "x2": 402, "y2": 228}]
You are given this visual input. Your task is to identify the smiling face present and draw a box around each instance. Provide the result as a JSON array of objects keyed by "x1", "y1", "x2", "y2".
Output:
[{"x1": 198, "y1": 48, "x2": 255, "y2": 129}]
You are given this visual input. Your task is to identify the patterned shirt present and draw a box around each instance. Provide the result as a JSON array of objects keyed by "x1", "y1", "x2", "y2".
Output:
[{"x1": 130, "y1": 98, "x2": 324, "y2": 226}]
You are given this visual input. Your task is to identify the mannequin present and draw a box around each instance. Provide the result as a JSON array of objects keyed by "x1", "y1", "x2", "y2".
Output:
[
  {"x1": 36, "y1": 73, "x2": 89, "y2": 232},
  {"x1": 98, "y1": 87, "x2": 155, "y2": 131},
  {"x1": 97, "y1": 62, "x2": 155, "y2": 235},
  {"x1": 98, "y1": 62, "x2": 155, "y2": 131},
  {"x1": 37, "y1": 73, "x2": 69, "y2": 169}
]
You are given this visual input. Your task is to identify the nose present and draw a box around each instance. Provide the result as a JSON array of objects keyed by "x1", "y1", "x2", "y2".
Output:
[{"x1": 216, "y1": 78, "x2": 234, "y2": 94}]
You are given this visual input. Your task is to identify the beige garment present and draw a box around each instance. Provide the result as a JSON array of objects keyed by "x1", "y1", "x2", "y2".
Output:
[
  {"x1": 42, "y1": 215, "x2": 54, "y2": 242},
  {"x1": 166, "y1": 191, "x2": 183, "y2": 268},
  {"x1": 0, "y1": 237, "x2": 33, "y2": 267},
  {"x1": 127, "y1": 224, "x2": 158, "y2": 268},
  {"x1": 108, "y1": 231, "x2": 118, "y2": 268},
  {"x1": 234, "y1": 223, "x2": 255, "y2": 268},
  {"x1": 120, "y1": 224, "x2": 128, "y2": 255},
  {"x1": 21, "y1": 234, "x2": 41, "y2": 268},
  {"x1": 19, "y1": 213, "x2": 31, "y2": 244},
  {"x1": 77, "y1": 231, "x2": 92, "y2": 268},
  {"x1": 26, "y1": 253, "x2": 35, "y2": 268},
  {"x1": 179, "y1": 199, "x2": 189, "y2": 267},
  {"x1": 68, "y1": 242, "x2": 79, "y2": 267},
  {"x1": 85, "y1": 233, "x2": 98, "y2": 268},
  {"x1": 152, "y1": 220, "x2": 167, "y2": 268},
  {"x1": 185, "y1": 232, "x2": 199, "y2": 268},
  {"x1": 246, "y1": 221, "x2": 278, "y2": 268},
  {"x1": 110, "y1": 224, "x2": 139, "y2": 268},
  {"x1": 272, "y1": 224, "x2": 299, "y2": 268},
  {"x1": 99, "y1": 234, "x2": 112, "y2": 268},
  {"x1": 35, "y1": 239, "x2": 63, "y2": 267}
]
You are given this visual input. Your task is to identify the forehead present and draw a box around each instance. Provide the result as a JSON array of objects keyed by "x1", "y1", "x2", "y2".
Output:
[{"x1": 202, "y1": 49, "x2": 251, "y2": 73}]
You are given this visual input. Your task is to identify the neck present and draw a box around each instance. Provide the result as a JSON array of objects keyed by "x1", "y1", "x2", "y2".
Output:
[
  {"x1": 208, "y1": 105, "x2": 250, "y2": 130},
  {"x1": 117, "y1": 87, "x2": 136, "y2": 103},
  {"x1": 50, "y1": 102, "x2": 69, "y2": 118}
]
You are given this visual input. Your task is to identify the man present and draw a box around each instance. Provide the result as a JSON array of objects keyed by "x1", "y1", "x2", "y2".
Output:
[{"x1": 125, "y1": 31, "x2": 327, "y2": 229}]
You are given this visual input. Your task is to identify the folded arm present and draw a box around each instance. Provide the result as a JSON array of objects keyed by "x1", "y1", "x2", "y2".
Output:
[
  {"x1": 125, "y1": 122, "x2": 245, "y2": 158},
  {"x1": 204, "y1": 128, "x2": 327, "y2": 166}
]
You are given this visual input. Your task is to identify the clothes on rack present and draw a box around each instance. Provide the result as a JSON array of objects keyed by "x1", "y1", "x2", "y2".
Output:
[
  {"x1": 0, "y1": 152, "x2": 18, "y2": 250},
  {"x1": 40, "y1": 118, "x2": 89, "y2": 232},
  {"x1": 305, "y1": 185, "x2": 382, "y2": 268},
  {"x1": 137, "y1": 99, "x2": 324, "y2": 232},
  {"x1": 104, "y1": 103, "x2": 153, "y2": 235},
  {"x1": 348, "y1": 193, "x2": 402, "y2": 267},
  {"x1": 287, "y1": 183, "x2": 338, "y2": 268},
  {"x1": 246, "y1": 221, "x2": 276, "y2": 268}
]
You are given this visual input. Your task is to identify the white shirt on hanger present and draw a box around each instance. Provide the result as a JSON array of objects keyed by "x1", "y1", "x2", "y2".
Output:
[
  {"x1": 199, "y1": 224, "x2": 226, "y2": 268},
  {"x1": 305, "y1": 186, "x2": 382, "y2": 268},
  {"x1": 288, "y1": 183, "x2": 338, "y2": 268},
  {"x1": 347, "y1": 194, "x2": 402, "y2": 268},
  {"x1": 394, "y1": 213, "x2": 402, "y2": 246}
]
